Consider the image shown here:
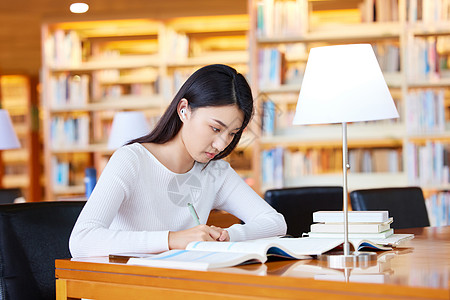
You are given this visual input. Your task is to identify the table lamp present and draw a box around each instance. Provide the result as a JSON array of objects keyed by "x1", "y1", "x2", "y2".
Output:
[
  {"x1": 107, "y1": 111, "x2": 150, "y2": 150},
  {"x1": 0, "y1": 109, "x2": 20, "y2": 150},
  {"x1": 292, "y1": 44, "x2": 399, "y2": 266}
]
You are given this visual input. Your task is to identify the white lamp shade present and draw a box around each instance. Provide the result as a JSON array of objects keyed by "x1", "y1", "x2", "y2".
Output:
[
  {"x1": 0, "y1": 109, "x2": 20, "y2": 150},
  {"x1": 293, "y1": 44, "x2": 399, "y2": 125},
  {"x1": 107, "y1": 111, "x2": 150, "y2": 150}
]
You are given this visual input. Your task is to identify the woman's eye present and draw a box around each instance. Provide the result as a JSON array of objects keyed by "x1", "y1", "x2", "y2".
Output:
[{"x1": 212, "y1": 127, "x2": 220, "y2": 133}]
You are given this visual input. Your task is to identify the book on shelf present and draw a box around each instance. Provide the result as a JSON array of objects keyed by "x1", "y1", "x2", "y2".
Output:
[
  {"x1": 257, "y1": 0, "x2": 308, "y2": 38},
  {"x1": 405, "y1": 89, "x2": 445, "y2": 134},
  {"x1": 261, "y1": 147, "x2": 284, "y2": 188},
  {"x1": 406, "y1": 141, "x2": 450, "y2": 186},
  {"x1": 425, "y1": 191, "x2": 450, "y2": 227},
  {"x1": 313, "y1": 211, "x2": 389, "y2": 223},
  {"x1": 126, "y1": 234, "x2": 413, "y2": 271},
  {"x1": 262, "y1": 100, "x2": 275, "y2": 136},
  {"x1": 407, "y1": 0, "x2": 450, "y2": 23},
  {"x1": 310, "y1": 217, "x2": 393, "y2": 233}
]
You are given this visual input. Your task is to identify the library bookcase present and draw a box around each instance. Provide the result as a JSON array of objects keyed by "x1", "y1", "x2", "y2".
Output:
[
  {"x1": 40, "y1": 15, "x2": 250, "y2": 200},
  {"x1": 248, "y1": 0, "x2": 450, "y2": 226},
  {"x1": 0, "y1": 75, "x2": 41, "y2": 202}
]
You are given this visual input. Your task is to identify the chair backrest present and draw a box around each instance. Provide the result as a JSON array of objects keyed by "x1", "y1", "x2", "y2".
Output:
[
  {"x1": 0, "y1": 201, "x2": 85, "y2": 300},
  {"x1": 350, "y1": 187, "x2": 430, "y2": 229},
  {"x1": 264, "y1": 186, "x2": 343, "y2": 237},
  {"x1": 0, "y1": 188, "x2": 22, "y2": 204}
]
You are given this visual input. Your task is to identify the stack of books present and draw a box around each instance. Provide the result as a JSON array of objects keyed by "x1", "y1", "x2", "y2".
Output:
[{"x1": 307, "y1": 211, "x2": 394, "y2": 239}]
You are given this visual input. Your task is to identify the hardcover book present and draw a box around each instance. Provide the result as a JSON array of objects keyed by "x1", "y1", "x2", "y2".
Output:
[
  {"x1": 310, "y1": 217, "x2": 393, "y2": 233},
  {"x1": 313, "y1": 211, "x2": 389, "y2": 223}
]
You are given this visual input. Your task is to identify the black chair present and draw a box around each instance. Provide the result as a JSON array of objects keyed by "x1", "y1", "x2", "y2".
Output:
[
  {"x1": 0, "y1": 188, "x2": 22, "y2": 204},
  {"x1": 0, "y1": 201, "x2": 85, "y2": 300},
  {"x1": 350, "y1": 187, "x2": 430, "y2": 229},
  {"x1": 264, "y1": 186, "x2": 343, "y2": 237}
]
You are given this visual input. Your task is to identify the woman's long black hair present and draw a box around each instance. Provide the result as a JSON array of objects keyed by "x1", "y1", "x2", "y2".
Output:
[{"x1": 127, "y1": 64, "x2": 253, "y2": 160}]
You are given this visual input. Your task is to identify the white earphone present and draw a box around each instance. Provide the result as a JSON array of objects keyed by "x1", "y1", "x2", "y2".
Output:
[{"x1": 180, "y1": 108, "x2": 186, "y2": 119}]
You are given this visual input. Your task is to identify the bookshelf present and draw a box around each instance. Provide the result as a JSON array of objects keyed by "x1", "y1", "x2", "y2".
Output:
[
  {"x1": 0, "y1": 75, "x2": 41, "y2": 202},
  {"x1": 248, "y1": 0, "x2": 450, "y2": 217},
  {"x1": 41, "y1": 15, "x2": 250, "y2": 200}
]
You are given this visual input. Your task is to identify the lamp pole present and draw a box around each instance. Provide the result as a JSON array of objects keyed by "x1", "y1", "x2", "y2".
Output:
[{"x1": 342, "y1": 122, "x2": 350, "y2": 256}]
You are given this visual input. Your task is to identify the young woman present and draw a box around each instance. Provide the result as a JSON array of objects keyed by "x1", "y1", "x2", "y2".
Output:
[{"x1": 69, "y1": 64, "x2": 287, "y2": 257}]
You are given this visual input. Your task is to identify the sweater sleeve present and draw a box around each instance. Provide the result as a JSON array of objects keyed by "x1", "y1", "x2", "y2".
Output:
[
  {"x1": 213, "y1": 164, "x2": 287, "y2": 241},
  {"x1": 69, "y1": 146, "x2": 169, "y2": 257}
]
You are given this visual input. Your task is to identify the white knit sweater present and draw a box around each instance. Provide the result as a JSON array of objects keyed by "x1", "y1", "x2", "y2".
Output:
[{"x1": 69, "y1": 143, "x2": 286, "y2": 257}]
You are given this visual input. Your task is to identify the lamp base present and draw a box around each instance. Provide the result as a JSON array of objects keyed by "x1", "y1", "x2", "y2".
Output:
[{"x1": 318, "y1": 251, "x2": 377, "y2": 269}]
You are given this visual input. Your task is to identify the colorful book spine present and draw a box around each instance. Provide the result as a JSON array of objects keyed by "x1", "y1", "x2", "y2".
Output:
[
  {"x1": 257, "y1": 0, "x2": 308, "y2": 38},
  {"x1": 50, "y1": 73, "x2": 89, "y2": 107},
  {"x1": 50, "y1": 116, "x2": 90, "y2": 149},
  {"x1": 406, "y1": 38, "x2": 441, "y2": 82},
  {"x1": 408, "y1": 0, "x2": 450, "y2": 23},
  {"x1": 425, "y1": 192, "x2": 450, "y2": 227},
  {"x1": 262, "y1": 100, "x2": 275, "y2": 136},
  {"x1": 406, "y1": 141, "x2": 450, "y2": 186},
  {"x1": 261, "y1": 147, "x2": 284, "y2": 189},
  {"x1": 258, "y1": 48, "x2": 283, "y2": 88},
  {"x1": 45, "y1": 30, "x2": 82, "y2": 68},
  {"x1": 405, "y1": 89, "x2": 445, "y2": 134}
]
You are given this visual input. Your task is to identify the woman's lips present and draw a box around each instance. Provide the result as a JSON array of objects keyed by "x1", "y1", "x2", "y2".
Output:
[{"x1": 205, "y1": 152, "x2": 216, "y2": 159}]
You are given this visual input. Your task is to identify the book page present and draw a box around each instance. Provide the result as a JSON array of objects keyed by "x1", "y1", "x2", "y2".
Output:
[
  {"x1": 265, "y1": 238, "x2": 344, "y2": 257},
  {"x1": 187, "y1": 237, "x2": 346, "y2": 258},
  {"x1": 127, "y1": 249, "x2": 266, "y2": 270},
  {"x1": 186, "y1": 239, "x2": 275, "y2": 257},
  {"x1": 351, "y1": 234, "x2": 414, "y2": 249}
]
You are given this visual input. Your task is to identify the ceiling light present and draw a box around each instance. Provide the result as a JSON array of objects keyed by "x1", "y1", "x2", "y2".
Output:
[{"x1": 70, "y1": 3, "x2": 89, "y2": 14}]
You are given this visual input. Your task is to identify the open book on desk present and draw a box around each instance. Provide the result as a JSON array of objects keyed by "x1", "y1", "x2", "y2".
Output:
[{"x1": 126, "y1": 234, "x2": 414, "y2": 271}]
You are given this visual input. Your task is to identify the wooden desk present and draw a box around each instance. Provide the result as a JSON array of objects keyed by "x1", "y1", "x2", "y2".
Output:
[{"x1": 56, "y1": 226, "x2": 450, "y2": 300}]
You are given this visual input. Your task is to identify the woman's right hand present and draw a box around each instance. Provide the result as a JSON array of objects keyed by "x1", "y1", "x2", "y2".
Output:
[{"x1": 168, "y1": 225, "x2": 226, "y2": 249}]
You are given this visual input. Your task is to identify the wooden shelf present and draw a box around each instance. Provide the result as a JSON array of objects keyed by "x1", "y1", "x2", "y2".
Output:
[
  {"x1": 50, "y1": 95, "x2": 165, "y2": 112},
  {"x1": 48, "y1": 19, "x2": 160, "y2": 38},
  {"x1": 407, "y1": 78, "x2": 450, "y2": 88},
  {"x1": 167, "y1": 15, "x2": 248, "y2": 33},
  {"x1": 257, "y1": 22, "x2": 401, "y2": 44},
  {"x1": 1, "y1": 149, "x2": 28, "y2": 163},
  {"x1": 258, "y1": 72, "x2": 402, "y2": 94},
  {"x1": 2, "y1": 174, "x2": 30, "y2": 188},
  {"x1": 99, "y1": 77, "x2": 158, "y2": 85},
  {"x1": 51, "y1": 143, "x2": 112, "y2": 154},
  {"x1": 261, "y1": 123, "x2": 405, "y2": 148},
  {"x1": 49, "y1": 55, "x2": 161, "y2": 72},
  {"x1": 411, "y1": 21, "x2": 450, "y2": 36},
  {"x1": 263, "y1": 172, "x2": 408, "y2": 194},
  {"x1": 261, "y1": 137, "x2": 403, "y2": 149},
  {"x1": 259, "y1": 84, "x2": 301, "y2": 94},
  {"x1": 167, "y1": 51, "x2": 248, "y2": 68},
  {"x1": 53, "y1": 185, "x2": 85, "y2": 195},
  {"x1": 407, "y1": 131, "x2": 450, "y2": 143}
]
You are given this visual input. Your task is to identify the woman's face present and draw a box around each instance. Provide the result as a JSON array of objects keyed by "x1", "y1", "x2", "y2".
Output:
[{"x1": 181, "y1": 104, "x2": 244, "y2": 163}]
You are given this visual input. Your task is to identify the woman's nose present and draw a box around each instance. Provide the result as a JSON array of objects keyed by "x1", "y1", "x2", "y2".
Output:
[{"x1": 212, "y1": 134, "x2": 231, "y2": 152}]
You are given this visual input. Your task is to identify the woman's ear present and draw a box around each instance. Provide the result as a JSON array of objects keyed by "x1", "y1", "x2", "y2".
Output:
[{"x1": 177, "y1": 98, "x2": 190, "y2": 121}]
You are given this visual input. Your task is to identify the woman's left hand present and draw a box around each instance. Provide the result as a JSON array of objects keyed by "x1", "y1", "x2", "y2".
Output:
[{"x1": 211, "y1": 225, "x2": 230, "y2": 241}]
